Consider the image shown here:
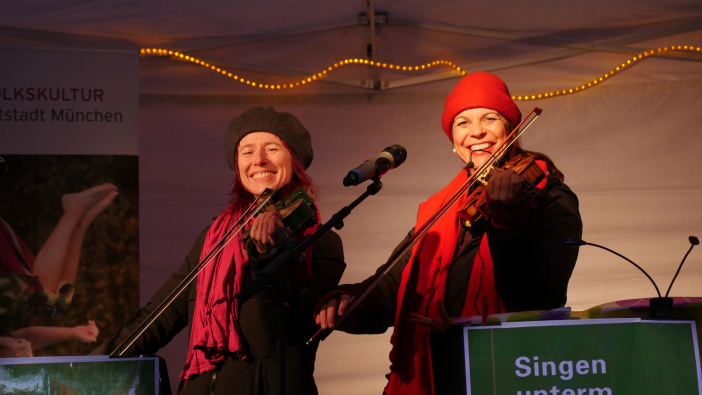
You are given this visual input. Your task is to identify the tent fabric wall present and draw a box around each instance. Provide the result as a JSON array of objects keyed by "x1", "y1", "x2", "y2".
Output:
[{"x1": 2, "y1": 1, "x2": 702, "y2": 393}]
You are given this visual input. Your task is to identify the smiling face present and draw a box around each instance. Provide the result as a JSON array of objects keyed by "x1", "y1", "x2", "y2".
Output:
[
  {"x1": 451, "y1": 108, "x2": 511, "y2": 171},
  {"x1": 237, "y1": 132, "x2": 293, "y2": 196}
]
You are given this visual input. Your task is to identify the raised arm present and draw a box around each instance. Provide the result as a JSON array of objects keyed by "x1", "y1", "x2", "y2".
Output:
[{"x1": 315, "y1": 228, "x2": 415, "y2": 335}]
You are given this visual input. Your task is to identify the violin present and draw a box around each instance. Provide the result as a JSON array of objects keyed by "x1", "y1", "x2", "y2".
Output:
[
  {"x1": 457, "y1": 152, "x2": 554, "y2": 227},
  {"x1": 240, "y1": 187, "x2": 318, "y2": 247}
]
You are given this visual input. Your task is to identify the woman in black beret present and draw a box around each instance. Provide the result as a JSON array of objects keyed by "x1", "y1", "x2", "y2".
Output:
[{"x1": 95, "y1": 107, "x2": 346, "y2": 395}]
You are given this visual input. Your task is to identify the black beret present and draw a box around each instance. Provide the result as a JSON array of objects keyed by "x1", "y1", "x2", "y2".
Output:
[{"x1": 225, "y1": 107, "x2": 314, "y2": 170}]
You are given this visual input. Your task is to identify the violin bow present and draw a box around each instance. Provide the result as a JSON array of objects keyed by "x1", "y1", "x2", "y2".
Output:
[
  {"x1": 110, "y1": 188, "x2": 278, "y2": 357},
  {"x1": 308, "y1": 107, "x2": 543, "y2": 344}
]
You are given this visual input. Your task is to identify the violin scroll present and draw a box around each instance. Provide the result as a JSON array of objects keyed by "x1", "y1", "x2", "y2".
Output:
[{"x1": 241, "y1": 187, "x2": 317, "y2": 247}]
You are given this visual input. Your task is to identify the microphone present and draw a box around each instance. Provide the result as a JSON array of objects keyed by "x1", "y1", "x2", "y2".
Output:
[
  {"x1": 564, "y1": 237, "x2": 661, "y2": 297},
  {"x1": 564, "y1": 237, "x2": 587, "y2": 247},
  {"x1": 565, "y1": 236, "x2": 699, "y2": 319},
  {"x1": 664, "y1": 235, "x2": 699, "y2": 298},
  {"x1": 343, "y1": 145, "x2": 407, "y2": 186}
]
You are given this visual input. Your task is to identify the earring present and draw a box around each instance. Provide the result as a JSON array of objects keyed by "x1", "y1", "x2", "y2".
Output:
[{"x1": 452, "y1": 148, "x2": 456, "y2": 153}]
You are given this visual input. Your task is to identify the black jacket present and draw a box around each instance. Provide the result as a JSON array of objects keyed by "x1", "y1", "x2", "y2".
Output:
[{"x1": 93, "y1": 228, "x2": 345, "y2": 395}]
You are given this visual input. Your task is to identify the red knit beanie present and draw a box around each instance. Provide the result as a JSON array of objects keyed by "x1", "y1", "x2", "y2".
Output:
[{"x1": 441, "y1": 72, "x2": 521, "y2": 140}]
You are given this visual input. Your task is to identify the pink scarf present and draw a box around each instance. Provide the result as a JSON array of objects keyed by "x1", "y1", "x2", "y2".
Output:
[{"x1": 181, "y1": 205, "x2": 321, "y2": 379}]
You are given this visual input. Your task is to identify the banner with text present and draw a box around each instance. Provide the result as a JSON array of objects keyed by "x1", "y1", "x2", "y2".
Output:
[
  {"x1": 0, "y1": 45, "x2": 139, "y2": 358},
  {"x1": 464, "y1": 320, "x2": 702, "y2": 395}
]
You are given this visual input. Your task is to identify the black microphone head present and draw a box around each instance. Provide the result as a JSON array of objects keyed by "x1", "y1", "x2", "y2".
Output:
[
  {"x1": 690, "y1": 236, "x2": 700, "y2": 246},
  {"x1": 467, "y1": 161, "x2": 474, "y2": 169},
  {"x1": 564, "y1": 237, "x2": 587, "y2": 247},
  {"x1": 343, "y1": 172, "x2": 360, "y2": 186},
  {"x1": 384, "y1": 145, "x2": 407, "y2": 169}
]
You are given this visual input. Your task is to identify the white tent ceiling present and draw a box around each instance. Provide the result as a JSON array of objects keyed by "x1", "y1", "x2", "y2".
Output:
[
  {"x1": 2, "y1": 1, "x2": 702, "y2": 394},
  {"x1": 2, "y1": 0, "x2": 702, "y2": 95}
]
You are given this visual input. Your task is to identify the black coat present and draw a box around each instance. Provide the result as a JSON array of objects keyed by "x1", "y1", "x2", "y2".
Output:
[
  {"x1": 93, "y1": 228, "x2": 345, "y2": 395},
  {"x1": 337, "y1": 178, "x2": 582, "y2": 335}
]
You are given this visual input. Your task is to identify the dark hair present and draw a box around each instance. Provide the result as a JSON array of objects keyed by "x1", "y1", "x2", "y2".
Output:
[
  {"x1": 502, "y1": 119, "x2": 564, "y2": 182},
  {"x1": 228, "y1": 139, "x2": 318, "y2": 215},
  {"x1": 508, "y1": 141, "x2": 565, "y2": 182}
]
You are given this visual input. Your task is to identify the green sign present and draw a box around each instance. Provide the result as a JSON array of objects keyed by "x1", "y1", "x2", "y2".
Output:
[
  {"x1": 465, "y1": 319, "x2": 702, "y2": 395},
  {"x1": 0, "y1": 355, "x2": 158, "y2": 395}
]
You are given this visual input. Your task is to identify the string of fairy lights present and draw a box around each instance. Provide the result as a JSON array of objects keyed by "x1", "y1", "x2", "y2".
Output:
[
  {"x1": 140, "y1": 45, "x2": 701, "y2": 99},
  {"x1": 140, "y1": 47, "x2": 461, "y2": 89},
  {"x1": 512, "y1": 46, "x2": 701, "y2": 101}
]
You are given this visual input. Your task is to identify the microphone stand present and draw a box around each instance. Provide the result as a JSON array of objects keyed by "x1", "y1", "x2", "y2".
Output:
[{"x1": 236, "y1": 178, "x2": 384, "y2": 395}]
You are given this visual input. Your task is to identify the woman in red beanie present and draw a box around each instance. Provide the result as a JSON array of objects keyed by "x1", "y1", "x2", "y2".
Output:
[{"x1": 315, "y1": 72, "x2": 583, "y2": 395}]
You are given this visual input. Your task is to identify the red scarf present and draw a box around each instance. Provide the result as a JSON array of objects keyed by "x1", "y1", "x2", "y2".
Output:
[
  {"x1": 181, "y1": 205, "x2": 321, "y2": 379},
  {"x1": 385, "y1": 168, "x2": 506, "y2": 395},
  {"x1": 385, "y1": 162, "x2": 549, "y2": 394}
]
